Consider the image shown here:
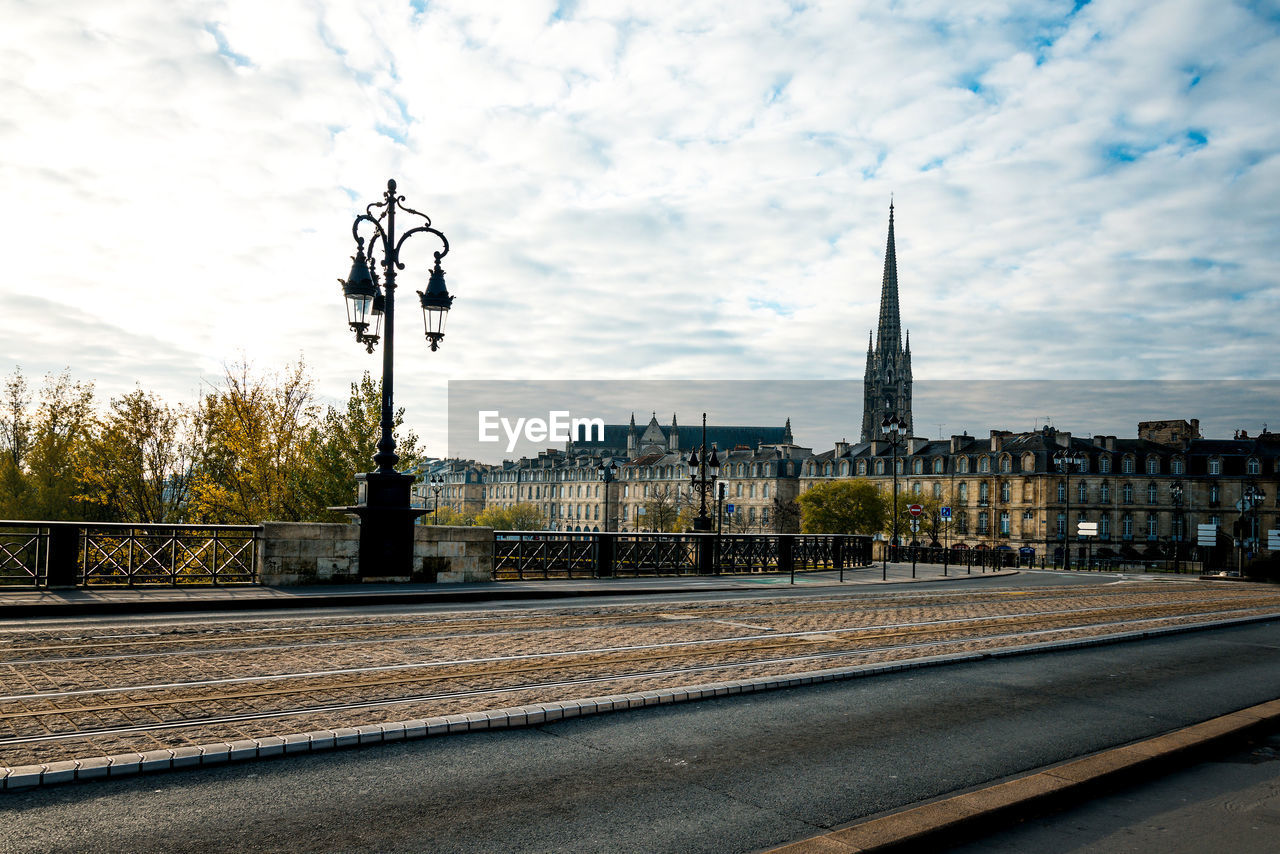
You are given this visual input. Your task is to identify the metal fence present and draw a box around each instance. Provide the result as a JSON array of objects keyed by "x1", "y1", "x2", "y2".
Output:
[
  {"x1": 494, "y1": 531, "x2": 872, "y2": 581},
  {"x1": 0, "y1": 521, "x2": 261, "y2": 587}
]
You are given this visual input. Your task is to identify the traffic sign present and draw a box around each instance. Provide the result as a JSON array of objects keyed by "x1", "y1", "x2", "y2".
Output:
[
  {"x1": 940, "y1": 506, "x2": 952, "y2": 520},
  {"x1": 725, "y1": 504, "x2": 735, "y2": 514},
  {"x1": 908, "y1": 504, "x2": 924, "y2": 517},
  {"x1": 1197, "y1": 523, "x2": 1217, "y2": 547},
  {"x1": 1077, "y1": 521, "x2": 1098, "y2": 537},
  {"x1": 910, "y1": 520, "x2": 920, "y2": 532},
  {"x1": 1269, "y1": 529, "x2": 1280, "y2": 550}
]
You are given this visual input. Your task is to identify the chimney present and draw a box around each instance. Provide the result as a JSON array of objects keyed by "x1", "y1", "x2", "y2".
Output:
[
  {"x1": 833, "y1": 440, "x2": 849, "y2": 458},
  {"x1": 910, "y1": 437, "x2": 928, "y2": 454},
  {"x1": 1055, "y1": 431, "x2": 1072, "y2": 448}
]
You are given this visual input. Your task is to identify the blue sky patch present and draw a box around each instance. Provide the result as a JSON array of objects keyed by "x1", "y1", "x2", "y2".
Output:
[{"x1": 203, "y1": 23, "x2": 251, "y2": 68}]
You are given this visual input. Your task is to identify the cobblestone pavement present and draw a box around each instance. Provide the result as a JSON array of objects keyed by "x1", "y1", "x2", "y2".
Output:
[{"x1": 3, "y1": 581, "x2": 1278, "y2": 768}]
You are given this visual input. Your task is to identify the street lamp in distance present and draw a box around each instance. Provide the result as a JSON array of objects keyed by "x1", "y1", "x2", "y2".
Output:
[
  {"x1": 597, "y1": 460, "x2": 618, "y2": 532},
  {"x1": 688, "y1": 413, "x2": 720, "y2": 533}
]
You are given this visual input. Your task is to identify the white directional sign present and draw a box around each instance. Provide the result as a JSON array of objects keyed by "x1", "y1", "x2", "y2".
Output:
[
  {"x1": 1269, "y1": 529, "x2": 1280, "y2": 551},
  {"x1": 1077, "y1": 521, "x2": 1098, "y2": 537},
  {"x1": 1197, "y1": 524, "x2": 1218, "y2": 547},
  {"x1": 910, "y1": 520, "x2": 920, "y2": 532}
]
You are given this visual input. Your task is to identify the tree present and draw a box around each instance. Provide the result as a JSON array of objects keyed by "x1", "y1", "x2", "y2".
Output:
[
  {"x1": 301, "y1": 371, "x2": 422, "y2": 520},
  {"x1": 0, "y1": 367, "x2": 95, "y2": 520},
  {"x1": 642, "y1": 484, "x2": 690, "y2": 532},
  {"x1": 187, "y1": 360, "x2": 318, "y2": 524},
  {"x1": 771, "y1": 496, "x2": 802, "y2": 533},
  {"x1": 425, "y1": 504, "x2": 473, "y2": 526},
  {"x1": 798, "y1": 479, "x2": 886, "y2": 534},
  {"x1": 80, "y1": 389, "x2": 196, "y2": 522},
  {"x1": 474, "y1": 502, "x2": 544, "y2": 530},
  {"x1": 884, "y1": 490, "x2": 944, "y2": 545}
]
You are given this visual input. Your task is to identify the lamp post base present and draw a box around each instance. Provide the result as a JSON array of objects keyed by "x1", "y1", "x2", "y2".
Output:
[
  {"x1": 692, "y1": 516, "x2": 714, "y2": 533},
  {"x1": 333, "y1": 471, "x2": 427, "y2": 580}
]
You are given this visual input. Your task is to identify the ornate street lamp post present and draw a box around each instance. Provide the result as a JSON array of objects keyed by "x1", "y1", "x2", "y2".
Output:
[
  {"x1": 1171, "y1": 480, "x2": 1184, "y2": 573},
  {"x1": 687, "y1": 413, "x2": 720, "y2": 533},
  {"x1": 336, "y1": 178, "x2": 453, "y2": 578},
  {"x1": 882, "y1": 413, "x2": 905, "y2": 580},
  {"x1": 429, "y1": 474, "x2": 444, "y2": 525},
  {"x1": 597, "y1": 460, "x2": 618, "y2": 532},
  {"x1": 1053, "y1": 449, "x2": 1086, "y2": 571},
  {"x1": 1240, "y1": 482, "x2": 1265, "y2": 574}
]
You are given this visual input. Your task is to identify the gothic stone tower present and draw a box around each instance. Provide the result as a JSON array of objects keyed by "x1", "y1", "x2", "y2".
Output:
[{"x1": 860, "y1": 203, "x2": 914, "y2": 442}]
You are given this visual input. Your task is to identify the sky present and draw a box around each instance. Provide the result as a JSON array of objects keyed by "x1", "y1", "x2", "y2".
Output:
[{"x1": 2, "y1": 0, "x2": 1278, "y2": 457}]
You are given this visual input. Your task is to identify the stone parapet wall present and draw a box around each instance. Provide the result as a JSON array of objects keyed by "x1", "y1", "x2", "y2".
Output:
[
  {"x1": 414, "y1": 525, "x2": 494, "y2": 583},
  {"x1": 257, "y1": 522, "x2": 494, "y2": 585}
]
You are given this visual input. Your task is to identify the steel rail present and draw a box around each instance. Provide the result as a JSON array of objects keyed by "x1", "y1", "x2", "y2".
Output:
[
  {"x1": 3, "y1": 603, "x2": 1277, "y2": 725},
  {"x1": 4, "y1": 591, "x2": 1276, "y2": 674},
  {"x1": 2, "y1": 607, "x2": 1277, "y2": 749}
]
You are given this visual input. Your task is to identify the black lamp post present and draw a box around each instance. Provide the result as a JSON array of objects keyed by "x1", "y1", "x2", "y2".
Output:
[
  {"x1": 1171, "y1": 480, "x2": 1184, "y2": 573},
  {"x1": 1240, "y1": 482, "x2": 1264, "y2": 573},
  {"x1": 882, "y1": 413, "x2": 905, "y2": 579},
  {"x1": 336, "y1": 178, "x2": 452, "y2": 579},
  {"x1": 687, "y1": 413, "x2": 720, "y2": 532},
  {"x1": 1053, "y1": 449, "x2": 1086, "y2": 571},
  {"x1": 716, "y1": 481, "x2": 726, "y2": 535},
  {"x1": 597, "y1": 460, "x2": 618, "y2": 532},
  {"x1": 429, "y1": 474, "x2": 444, "y2": 525}
]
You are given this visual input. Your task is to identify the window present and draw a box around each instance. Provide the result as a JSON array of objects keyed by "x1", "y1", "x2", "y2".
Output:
[
  {"x1": 912, "y1": 482, "x2": 922, "y2": 495},
  {"x1": 958, "y1": 457, "x2": 970, "y2": 474},
  {"x1": 1171, "y1": 458, "x2": 1185, "y2": 475},
  {"x1": 857, "y1": 460, "x2": 867, "y2": 475},
  {"x1": 1122, "y1": 457, "x2": 1135, "y2": 474},
  {"x1": 957, "y1": 511, "x2": 969, "y2": 534},
  {"x1": 1056, "y1": 512, "x2": 1066, "y2": 537},
  {"x1": 875, "y1": 460, "x2": 885, "y2": 475},
  {"x1": 762, "y1": 484, "x2": 769, "y2": 499},
  {"x1": 1247, "y1": 458, "x2": 1261, "y2": 475},
  {"x1": 1122, "y1": 513, "x2": 1133, "y2": 539},
  {"x1": 1099, "y1": 456, "x2": 1112, "y2": 474},
  {"x1": 1100, "y1": 514, "x2": 1111, "y2": 539},
  {"x1": 1147, "y1": 483, "x2": 1158, "y2": 503},
  {"x1": 762, "y1": 507, "x2": 769, "y2": 525},
  {"x1": 1210, "y1": 484, "x2": 1220, "y2": 505},
  {"x1": 979, "y1": 482, "x2": 990, "y2": 504},
  {"x1": 1001, "y1": 482, "x2": 1010, "y2": 502},
  {"x1": 999, "y1": 456, "x2": 1012, "y2": 473},
  {"x1": 748, "y1": 507, "x2": 755, "y2": 523},
  {"x1": 839, "y1": 461, "x2": 850, "y2": 476},
  {"x1": 1123, "y1": 483, "x2": 1133, "y2": 504},
  {"x1": 933, "y1": 482, "x2": 943, "y2": 499},
  {"x1": 1057, "y1": 482, "x2": 1066, "y2": 502},
  {"x1": 1145, "y1": 457, "x2": 1160, "y2": 475},
  {"x1": 749, "y1": 484, "x2": 756, "y2": 498},
  {"x1": 979, "y1": 457, "x2": 991, "y2": 473},
  {"x1": 895, "y1": 459, "x2": 904, "y2": 475},
  {"x1": 933, "y1": 458, "x2": 944, "y2": 474},
  {"x1": 958, "y1": 483, "x2": 968, "y2": 502},
  {"x1": 978, "y1": 511, "x2": 989, "y2": 534},
  {"x1": 913, "y1": 458, "x2": 923, "y2": 474},
  {"x1": 1022, "y1": 453, "x2": 1035, "y2": 472},
  {"x1": 1100, "y1": 483, "x2": 1110, "y2": 502},
  {"x1": 1077, "y1": 481, "x2": 1087, "y2": 503},
  {"x1": 736, "y1": 483, "x2": 743, "y2": 497},
  {"x1": 1147, "y1": 513, "x2": 1158, "y2": 540},
  {"x1": 1000, "y1": 511, "x2": 1010, "y2": 535},
  {"x1": 1208, "y1": 458, "x2": 1221, "y2": 476}
]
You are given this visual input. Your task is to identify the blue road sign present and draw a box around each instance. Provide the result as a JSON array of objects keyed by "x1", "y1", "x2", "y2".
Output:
[
  {"x1": 726, "y1": 504, "x2": 735, "y2": 514},
  {"x1": 940, "y1": 506, "x2": 952, "y2": 520}
]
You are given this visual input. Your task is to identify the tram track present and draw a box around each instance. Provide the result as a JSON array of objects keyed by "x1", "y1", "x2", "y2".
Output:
[{"x1": 2, "y1": 605, "x2": 1277, "y2": 750}]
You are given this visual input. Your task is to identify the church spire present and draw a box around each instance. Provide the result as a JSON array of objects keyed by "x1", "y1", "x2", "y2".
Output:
[{"x1": 875, "y1": 202, "x2": 900, "y2": 351}]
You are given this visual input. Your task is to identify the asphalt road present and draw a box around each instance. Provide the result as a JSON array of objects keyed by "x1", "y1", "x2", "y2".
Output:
[{"x1": 3, "y1": 614, "x2": 1277, "y2": 853}]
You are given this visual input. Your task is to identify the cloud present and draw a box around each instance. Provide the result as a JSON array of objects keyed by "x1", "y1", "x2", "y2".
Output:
[{"x1": 1, "y1": 0, "x2": 1277, "y2": 457}]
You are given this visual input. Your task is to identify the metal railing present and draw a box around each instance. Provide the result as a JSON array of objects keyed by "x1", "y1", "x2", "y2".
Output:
[
  {"x1": 0, "y1": 521, "x2": 261, "y2": 587},
  {"x1": 494, "y1": 531, "x2": 872, "y2": 581}
]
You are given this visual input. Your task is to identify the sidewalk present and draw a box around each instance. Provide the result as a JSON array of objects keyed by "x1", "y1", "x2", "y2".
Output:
[{"x1": 0, "y1": 563, "x2": 1018, "y2": 618}]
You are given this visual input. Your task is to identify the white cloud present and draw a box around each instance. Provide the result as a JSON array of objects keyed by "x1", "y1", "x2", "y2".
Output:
[{"x1": 1, "y1": 0, "x2": 1277, "y2": 455}]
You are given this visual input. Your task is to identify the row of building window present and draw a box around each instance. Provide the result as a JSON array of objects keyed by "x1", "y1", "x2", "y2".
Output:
[{"x1": 808, "y1": 456, "x2": 1271, "y2": 478}]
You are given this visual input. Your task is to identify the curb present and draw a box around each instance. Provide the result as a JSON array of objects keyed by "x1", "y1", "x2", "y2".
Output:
[
  {"x1": 3, "y1": 607, "x2": 1275, "y2": 792},
  {"x1": 0, "y1": 568, "x2": 1015, "y2": 618},
  {"x1": 766, "y1": 697, "x2": 1280, "y2": 853}
]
